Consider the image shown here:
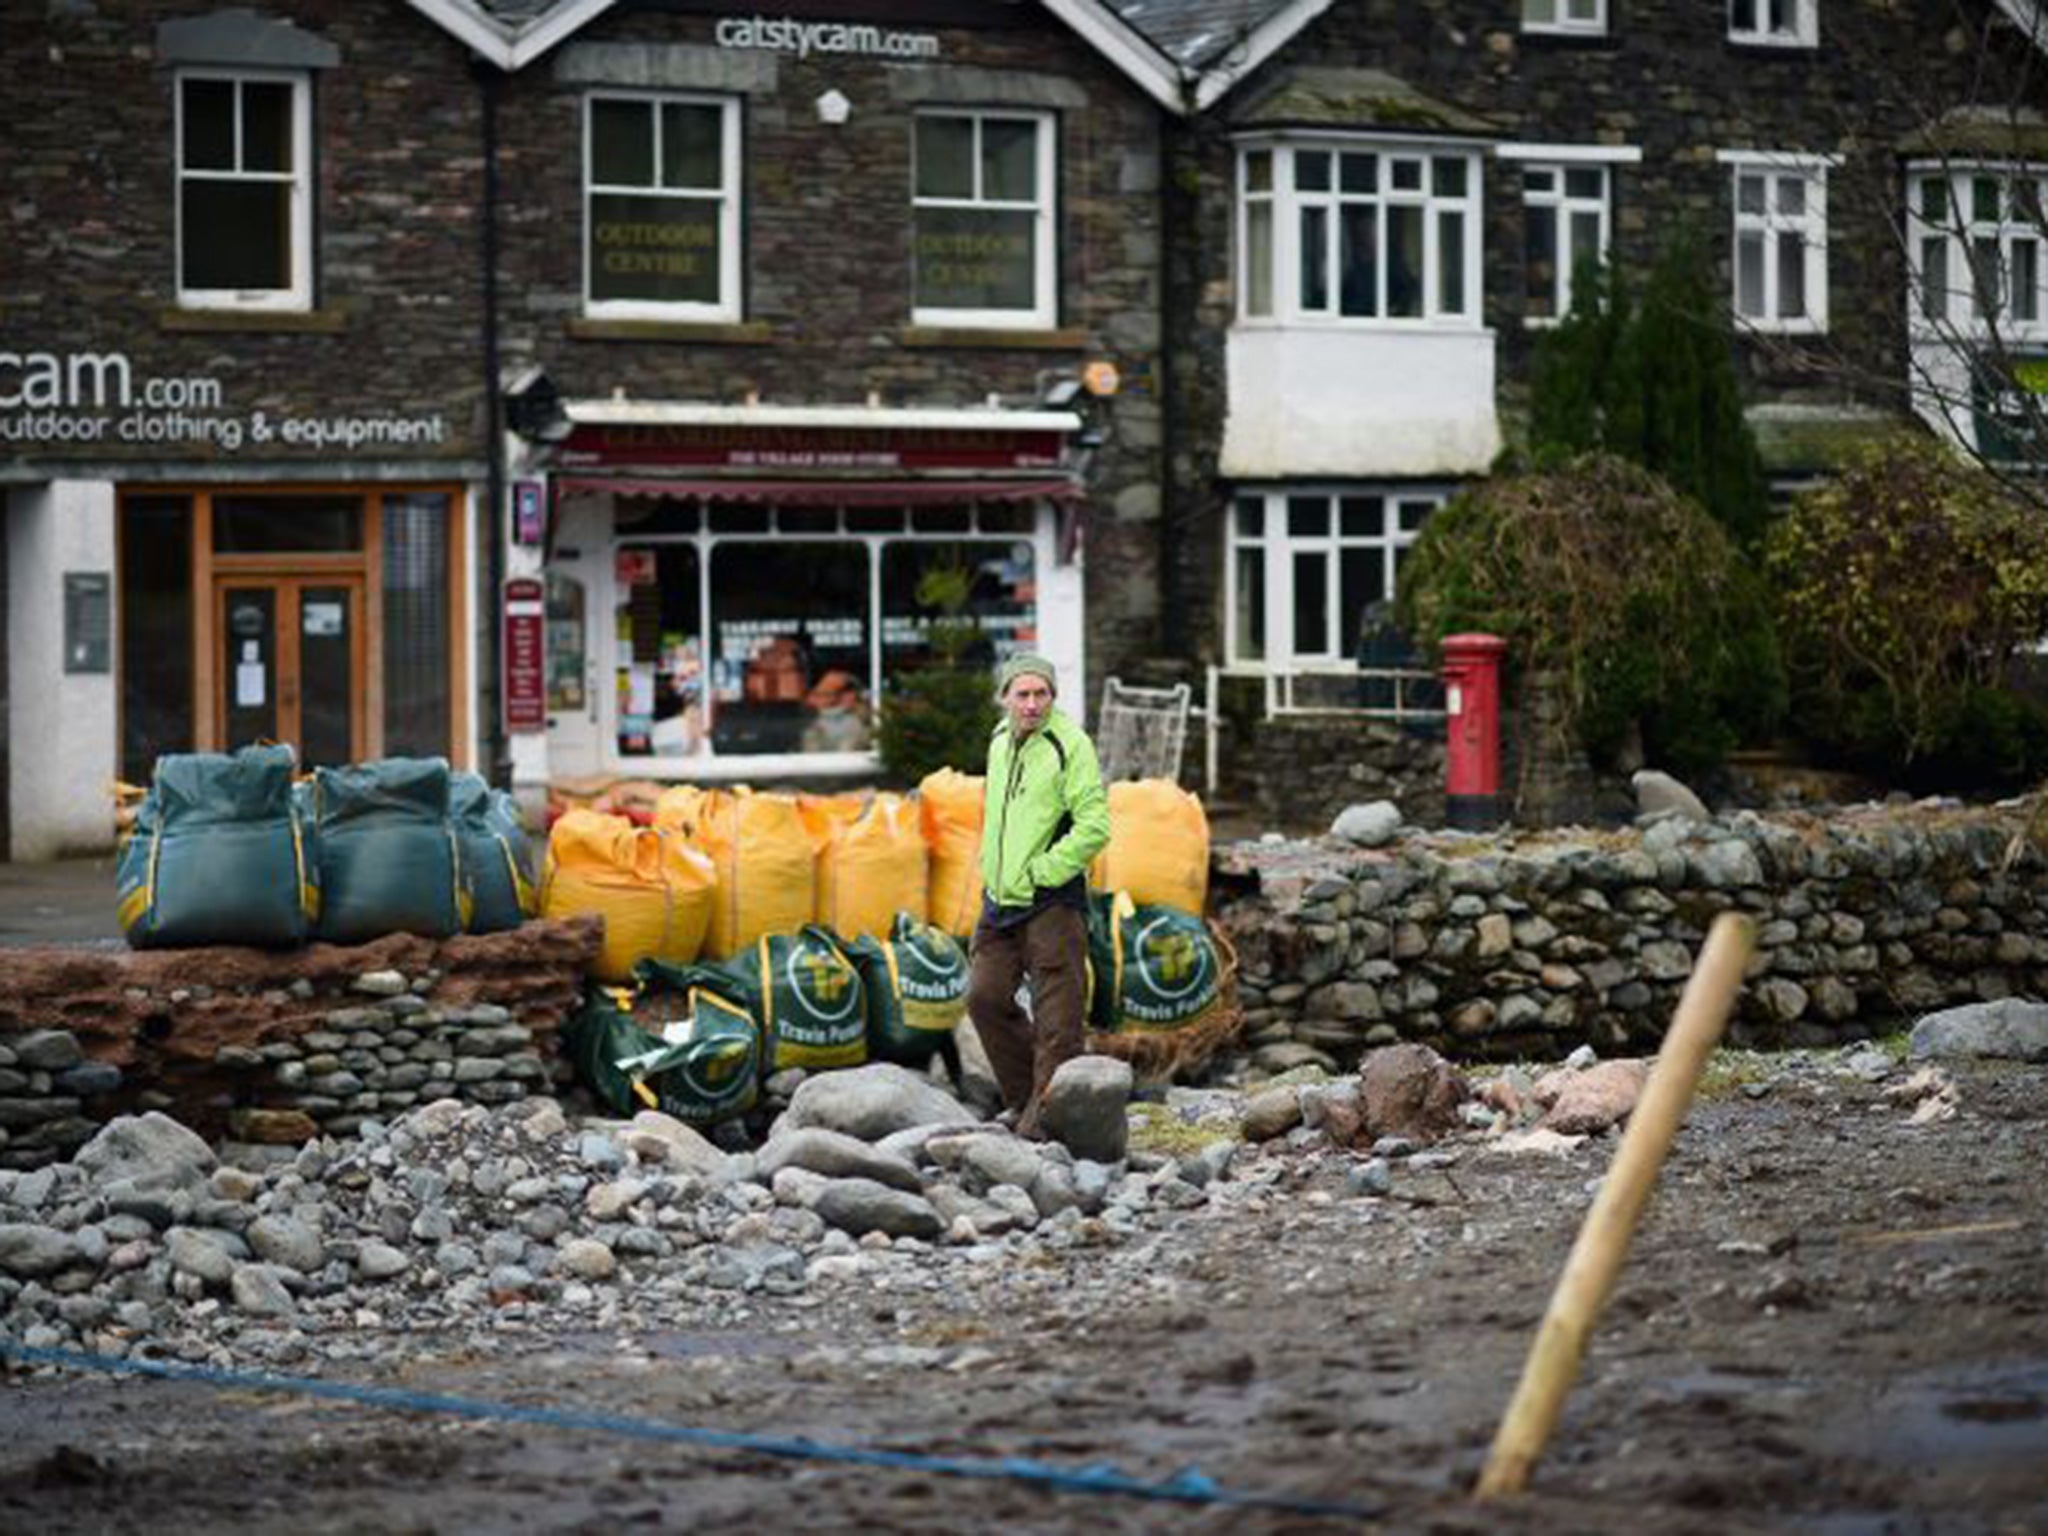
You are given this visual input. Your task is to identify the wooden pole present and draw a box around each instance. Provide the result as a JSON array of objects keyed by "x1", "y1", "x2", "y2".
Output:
[{"x1": 1473, "y1": 911, "x2": 1755, "y2": 1501}]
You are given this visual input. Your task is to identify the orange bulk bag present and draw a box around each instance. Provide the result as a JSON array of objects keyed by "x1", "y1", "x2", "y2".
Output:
[
  {"x1": 811, "y1": 792, "x2": 928, "y2": 941},
  {"x1": 1090, "y1": 780, "x2": 1210, "y2": 915},
  {"x1": 658, "y1": 786, "x2": 818, "y2": 960},
  {"x1": 540, "y1": 809, "x2": 715, "y2": 982},
  {"x1": 919, "y1": 769, "x2": 984, "y2": 938}
]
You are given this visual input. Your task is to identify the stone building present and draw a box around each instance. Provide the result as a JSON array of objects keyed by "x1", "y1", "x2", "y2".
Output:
[{"x1": 1, "y1": 0, "x2": 1178, "y2": 853}]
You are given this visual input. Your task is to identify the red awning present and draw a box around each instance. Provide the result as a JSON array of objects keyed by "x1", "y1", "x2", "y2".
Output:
[{"x1": 555, "y1": 475, "x2": 1083, "y2": 506}]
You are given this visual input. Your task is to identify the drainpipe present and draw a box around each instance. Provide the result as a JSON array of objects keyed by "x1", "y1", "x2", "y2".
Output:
[
  {"x1": 477, "y1": 57, "x2": 508, "y2": 787},
  {"x1": 1157, "y1": 104, "x2": 1193, "y2": 660}
]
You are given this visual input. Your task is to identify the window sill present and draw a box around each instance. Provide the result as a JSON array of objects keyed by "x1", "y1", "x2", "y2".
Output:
[
  {"x1": 900, "y1": 326, "x2": 1091, "y2": 350},
  {"x1": 1518, "y1": 26, "x2": 1614, "y2": 44},
  {"x1": 1726, "y1": 34, "x2": 1818, "y2": 50},
  {"x1": 566, "y1": 318, "x2": 773, "y2": 344},
  {"x1": 159, "y1": 307, "x2": 346, "y2": 334}
]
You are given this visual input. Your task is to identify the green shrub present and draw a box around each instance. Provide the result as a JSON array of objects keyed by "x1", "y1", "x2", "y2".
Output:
[
  {"x1": 875, "y1": 563, "x2": 999, "y2": 783},
  {"x1": 1767, "y1": 434, "x2": 2048, "y2": 787},
  {"x1": 1396, "y1": 453, "x2": 1783, "y2": 776}
]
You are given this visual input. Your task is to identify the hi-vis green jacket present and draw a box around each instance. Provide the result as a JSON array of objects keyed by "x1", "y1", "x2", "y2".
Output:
[{"x1": 979, "y1": 708, "x2": 1111, "y2": 911}]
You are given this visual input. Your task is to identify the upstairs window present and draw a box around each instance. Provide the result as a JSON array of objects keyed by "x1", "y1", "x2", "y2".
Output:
[
  {"x1": 1720, "y1": 153, "x2": 1831, "y2": 334},
  {"x1": 176, "y1": 71, "x2": 312, "y2": 310},
  {"x1": 1911, "y1": 166, "x2": 2048, "y2": 333},
  {"x1": 1237, "y1": 140, "x2": 1483, "y2": 326},
  {"x1": 1521, "y1": 163, "x2": 1610, "y2": 322},
  {"x1": 1730, "y1": 0, "x2": 1817, "y2": 47},
  {"x1": 912, "y1": 111, "x2": 1056, "y2": 328},
  {"x1": 585, "y1": 93, "x2": 741, "y2": 322},
  {"x1": 1522, "y1": 0, "x2": 1606, "y2": 36}
]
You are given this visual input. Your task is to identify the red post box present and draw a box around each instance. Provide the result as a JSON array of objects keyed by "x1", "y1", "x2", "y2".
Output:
[{"x1": 1442, "y1": 632, "x2": 1507, "y2": 829}]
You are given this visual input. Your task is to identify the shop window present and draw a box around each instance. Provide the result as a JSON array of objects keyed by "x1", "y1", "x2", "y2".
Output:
[
  {"x1": 913, "y1": 110, "x2": 1056, "y2": 328},
  {"x1": 585, "y1": 92, "x2": 741, "y2": 322},
  {"x1": 213, "y1": 494, "x2": 362, "y2": 553},
  {"x1": 1225, "y1": 486, "x2": 1445, "y2": 667},
  {"x1": 382, "y1": 493, "x2": 451, "y2": 759},
  {"x1": 608, "y1": 510, "x2": 1043, "y2": 762},
  {"x1": 546, "y1": 572, "x2": 587, "y2": 715},
  {"x1": 1237, "y1": 140, "x2": 1482, "y2": 324},
  {"x1": 177, "y1": 70, "x2": 311, "y2": 310},
  {"x1": 120, "y1": 497, "x2": 195, "y2": 782},
  {"x1": 1522, "y1": 0, "x2": 1605, "y2": 33}
]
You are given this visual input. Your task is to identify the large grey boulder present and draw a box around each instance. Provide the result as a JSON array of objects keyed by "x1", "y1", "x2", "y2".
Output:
[
  {"x1": 1632, "y1": 769, "x2": 1710, "y2": 822},
  {"x1": 246, "y1": 1214, "x2": 326, "y2": 1273},
  {"x1": 0, "y1": 1223, "x2": 82, "y2": 1279},
  {"x1": 1910, "y1": 1000, "x2": 2048, "y2": 1063},
  {"x1": 812, "y1": 1178, "x2": 944, "y2": 1240},
  {"x1": 75, "y1": 1112, "x2": 216, "y2": 1192},
  {"x1": 754, "y1": 1127, "x2": 923, "y2": 1193},
  {"x1": 1039, "y1": 1055, "x2": 1132, "y2": 1163},
  {"x1": 781, "y1": 1064, "x2": 978, "y2": 1142},
  {"x1": 1331, "y1": 801, "x2": 1402, "y2": 848}
]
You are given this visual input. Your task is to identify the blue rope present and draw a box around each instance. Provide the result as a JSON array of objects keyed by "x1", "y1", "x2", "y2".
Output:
[{"x1": 1, "y1": 1342, "x2": 1379, "y2": 1520}]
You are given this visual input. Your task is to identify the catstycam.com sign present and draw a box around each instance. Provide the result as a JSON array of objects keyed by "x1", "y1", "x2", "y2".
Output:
[
  {"x1": 0, "y1": 346, "x2": 450, "y2": 455},
  {"x1": 714, "y1": 14, "x2": 940, "y2": 59}
]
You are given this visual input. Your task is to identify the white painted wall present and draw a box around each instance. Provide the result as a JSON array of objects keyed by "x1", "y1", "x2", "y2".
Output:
[
  {"x1": 7, "y1": 478, "x2": 119, "y2": 858},
  {"x1": 1221, "y1": 327, "x2": 1501, "y2": 479}
]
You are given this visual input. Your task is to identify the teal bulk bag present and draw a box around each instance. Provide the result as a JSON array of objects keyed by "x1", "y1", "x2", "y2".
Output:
[
  {"x1": 451, "y1": 771, "x2": 535, "y2": 933},
  {"x1": 116, "y1": 744, "x2": 318, "y2": 948},
  {"x1": 563, "y1": 959, "x2": 762, "y2": 1127},
  {"x1": 312, "y1": 757, "x2": 468, "y2": 943}
]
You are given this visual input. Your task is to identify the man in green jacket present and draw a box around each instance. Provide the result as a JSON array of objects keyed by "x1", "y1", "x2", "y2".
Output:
[{"x1": 968, "y1": 652, "x2": 1111, "y2": 1138}]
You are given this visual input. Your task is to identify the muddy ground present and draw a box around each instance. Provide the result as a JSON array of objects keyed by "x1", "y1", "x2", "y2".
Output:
[{"x1": 2, "y1": 1055, "x2": 2045, "y2": 1534}]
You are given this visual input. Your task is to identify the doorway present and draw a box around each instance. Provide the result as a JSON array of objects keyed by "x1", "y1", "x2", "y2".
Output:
[{"x1": 216, "y1": 577, "x2": 365, "y2": 767}]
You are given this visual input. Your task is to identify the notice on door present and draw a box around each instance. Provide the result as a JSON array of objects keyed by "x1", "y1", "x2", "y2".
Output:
[
  {"x1": 303, "y1": 601, "x2": 344, "y2": 637},
  {"x1": 236, "y1": 639, "x2": 267, "y2": 708}
]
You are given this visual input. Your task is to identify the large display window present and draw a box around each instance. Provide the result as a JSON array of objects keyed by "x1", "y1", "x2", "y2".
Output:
[{"x1": 609, "y1": 498, "x2": 1039, "y2": 762}]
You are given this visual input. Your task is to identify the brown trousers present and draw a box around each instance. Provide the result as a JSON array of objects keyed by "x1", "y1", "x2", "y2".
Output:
[{"x1": 967, "y1": 904, "x2": 1087, "y2": 1123}]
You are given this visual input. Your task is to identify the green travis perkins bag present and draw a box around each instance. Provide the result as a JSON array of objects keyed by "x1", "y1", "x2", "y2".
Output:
[
  {"x1": 451, "y1": 771, "x2": 535, "y2": 933},
  {"x1": 564, "y1": 964, "x2": 761, "y2": 1127},
  {"x1": 724, "y1": 925, "x2": 869, "y2": 1072},
  {"x1": 311, "y1": 757, "x2": 469, "y2": 943},
  {"x1": 1086, "y1": 890, "x2": 1224, "y2": 1033},
  {"x1": 845, "y1": 912, "x2": 969, "y2": 1066},
  {"x1": 117, "y1": 744, "x2": 319, "y2": 948}
]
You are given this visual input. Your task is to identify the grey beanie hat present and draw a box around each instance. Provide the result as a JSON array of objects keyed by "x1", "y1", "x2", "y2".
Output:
[{"x1": 996, "y1": 652, "x2": 1058, "y2": 695}]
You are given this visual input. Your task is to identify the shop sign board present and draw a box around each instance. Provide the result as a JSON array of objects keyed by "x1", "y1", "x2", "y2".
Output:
[
  {"x1": 503, "y1": 577, "x2": 547, "y2": 734},
  {"x1": 559, "y1": 421, "x2": 1066, "y2": 471}
]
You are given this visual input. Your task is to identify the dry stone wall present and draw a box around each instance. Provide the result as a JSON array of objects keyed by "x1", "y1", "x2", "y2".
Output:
[
  {"x1": 1217, "y1": 805, "x2": 2048, "y2": 1066},
  {"x1": 0, "y1": 919, "x2": 600, "y2": 1169}
]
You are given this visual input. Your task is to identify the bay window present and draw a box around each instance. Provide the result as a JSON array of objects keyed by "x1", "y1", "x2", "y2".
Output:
[
  {"x1": 1910, "y1": 165, "x2": 2048, "y2": 333},
  {"x1": 585, "y1": 93, "x2": 741, "y2": 321},
  {"x1": 1237, "y1": 140, "x2": 1483, "y2": 325}
]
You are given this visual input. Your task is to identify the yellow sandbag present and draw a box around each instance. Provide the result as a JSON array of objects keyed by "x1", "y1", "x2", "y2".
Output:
[
  {"x1": 813, "y1": 792, "x2": 928, "y2": 941},
  {"x1": 661, "y1": 787, "x2": 818, "y2": 960},
  {"x1": 1090, "y1": 780, "x2": 1210, "y2": 915},
  {"x1": 540, "y1": 809, "x2": 715, "y2": 982},
  {"x1": 919, "y1": 769, "x2": 984, "y2": 938},
  {"x1": 797, "y1": 791, "x2": 869, "y2": 835}
]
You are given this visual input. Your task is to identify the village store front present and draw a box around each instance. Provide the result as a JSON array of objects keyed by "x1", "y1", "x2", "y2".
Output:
[{"x1": 521, "y1": 402, "x2": 1087, "y2": 786}]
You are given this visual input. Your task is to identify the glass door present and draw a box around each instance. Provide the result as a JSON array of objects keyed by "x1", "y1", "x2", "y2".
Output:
[{"x1": 217, "y1": 578, "x2": 364, "y2": 767}]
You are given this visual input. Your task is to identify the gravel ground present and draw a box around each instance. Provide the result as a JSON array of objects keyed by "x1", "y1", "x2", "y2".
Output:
[{"x1": 2, "y1": 1052, "x2": 2045, "y2": 1534}]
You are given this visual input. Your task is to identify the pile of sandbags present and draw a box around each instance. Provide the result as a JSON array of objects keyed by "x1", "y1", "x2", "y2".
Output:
[{"x1": 118, "y1": 748, "x2": 538, "y2": 949}]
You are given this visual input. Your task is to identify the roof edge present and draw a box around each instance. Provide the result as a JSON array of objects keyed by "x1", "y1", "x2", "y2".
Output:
[
  {"x1": 1193, "y1": 0, "x2": 1338, "y2": 111},
  {"x1": 1039, "y1": 0, "x2": 1190, "y2": 113},
  {"x1": 405, "y1": 0, "x2": 620, "y2": 72}
]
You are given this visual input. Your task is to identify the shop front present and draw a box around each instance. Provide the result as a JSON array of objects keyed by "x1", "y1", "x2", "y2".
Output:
[{"x1": 517, "y1": 402, "x2": 1088, "y2": 787}]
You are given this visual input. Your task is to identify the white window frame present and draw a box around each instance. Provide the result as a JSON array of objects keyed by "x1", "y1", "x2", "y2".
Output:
[
  {"x1": 583, "y1": 92, "x2": 743, "y2": 324},
  {"x1": 175, "y1": 68, "x2": 313, "y2": 312},
  {"x1": 1728, "y1": 0, "x2": 1817, "y2": 47},
  {"x1": 1500, "y1": 145, "x2": 1639, "y2": 326},
  {"x1": 1224, "y1": 486, "x2": 1447, "y2": 669},
  {"x1": 1521, "y1": 0, "x2": 1607, "y2": 37},
  {"x1": 1908, "y1": 161, "x2": 2048, "y2": 340},
  {"x1": 1718, "y1": 150, "x2": 1834, "y2": 336},
  {"x1": 911, "y1": 109, "x2": 1056, "y2": 330},
  {"x1": 1235, "y1": 137, "x2": 1484, "y2": 330}
]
